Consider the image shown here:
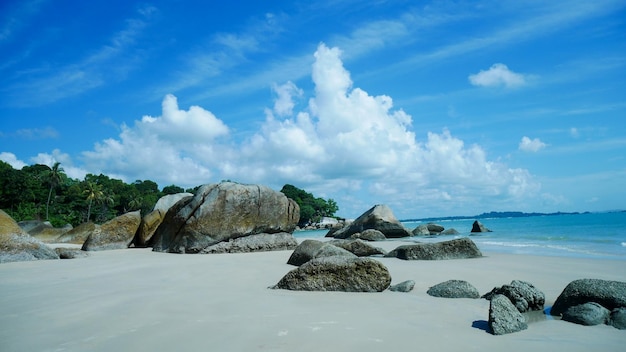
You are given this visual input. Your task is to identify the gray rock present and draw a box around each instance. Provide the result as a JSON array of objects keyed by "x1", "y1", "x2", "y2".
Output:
[
  {"x1": 551, "y1": 279, "x2": 626, "y2": 316},
  {"x1": 54, "y1": 247, "x2": 89, "y2": 259},
  {"x1": 272, "y1": 256, "x2": 392, "y2": 292},
  {"x1": 152, "y1": 182, "x2": 299, "y2": 253},
  {"x1": 471, "y1": 220, "x2": 491, "y2": 232},
  {"x1": 427, "y1": 280, "x2": 480, "y2": 298},
  {"x1": 287, "y1": 240, "x2": 355, "y2": 266},
  {"x1": 385, "y1": 238, "x2": 482, "y2": 260},
  {"x1": 482, "y1": 280, "x2": 545, "y2": 312},
  {"x1": 153, "y1": 192, "x2": 193, "y2": 212},
  {"x1": 330, "y1": 239, "x2": 387, "y2": 257},
  {"x1": 609, "y1": 308, "x2": 626, "y2": 330},
  {"x1": 133, "y1": 193, "x2": 193, "y2": 247},
  {"x1": 355, "y1": 229, "x2": 387, "y2": 241},
  {"x1": 411, "y1": 224, "x2": 430, "y2": 236},
  {"x1": 440, "y1": 228, "x2": 459, "y2": 235},
  {"x1": 488, "y1": 294, "x2": 528, "y2": 335},
  {"x1": 562, "y1": 302, "x2": 610, "y2": 326},
  {"x1": 426, "y1": 223, "x2": 444, "y2": 233},
  {"x1": 329, "y1": 205, "x2": 411, "y2": 239},
  {"x1": 389, "y1": 280, "x2": 415, "y2": 292},
  {"x1": 0, "y1": 210, "x2": 59, "y2": 263},
  {"x1": 55, "y1": 222, "x2": 98, "y2": 244},
  {"x1": 200, "y1": 232, "x2": 297, "y2": 253},
  {"x1": 82, "y1": 211, "x2": 141, "y2": 251}
]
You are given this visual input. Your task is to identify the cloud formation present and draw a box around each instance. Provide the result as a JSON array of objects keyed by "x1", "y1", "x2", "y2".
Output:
[
  {"x1": 7, "y1": 44, "x2": 539, "y2": 218},
  {"x1": 468, "y1": 63, "x2": 526, "y2": 88},
  {"x1": 519, "y1": 136, "x2": 547, "y2": 152}
]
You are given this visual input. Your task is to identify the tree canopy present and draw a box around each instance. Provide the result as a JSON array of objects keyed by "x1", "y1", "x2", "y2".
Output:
[{"x1": 280, "y1": 184, "x2": 338, "y2": 226}]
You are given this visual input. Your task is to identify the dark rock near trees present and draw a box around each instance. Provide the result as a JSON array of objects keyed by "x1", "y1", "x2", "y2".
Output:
[
  {"x1": 351, "y1": 229, "x2": 387, "y2": 241},
  {"x1": 471, "y1": 220, "x2": 492, "y2": 232},
  {"x1": 411, "y1": 224, "x2": 430, "y2": 236},
  {"x1": 328, "y1": 205, "x2": 411, "y2": 239},
  {"x1": 272, "y1": 256, "x2": 391, "y2": 292},
  {"x1": 152, "y1": 182, "x2": 299, "y2": 254},
  {"x1": 427, "y1": 280, "x2": 480, "y2": 298},
  {"x1": 0, "y1": 210, "x2": 59, "y2": 263},
  {"x1": 609, "y1": 308, "x2": 626, "y2": 330},
  {"x1": 488, "y1": 294, "x2": 528, "y2": 335},
  {"x1": 427, "y1": 223, "x2": 444, "y2": 233},
  {"x1": 482, "y1": 280, "x2": 545, "y2": 313},
  {"x1": 551, "y1": 279, "x2": 626, "y2": 316},
  {"x1": 389, "y1": 280, "x2": 415, "y2": 292},
  {"x1": 287, "y1": 240, "x2": 355, "y2": 266},
  {"x1": 199, "y1": 232, "x2": 297, "y2": 253},
  {"x1": 441, "y1": 228, "x2": 459, "y2": 235},
  {"x1": 330, "y1": 239, "x2": 387, "y2": 257},
  {"x1": 562, "y1": 302, "x2": 610, "y2": 326},
  {"x1": 132, "y1": 193, "x2": 193, "y2": 247},
  {"x1": 55, "y1": 222, "x2": 97, "y2": 244},
  {"x1": 385, "y1": 238, "x2": 482, "y2": 260},
  {"x1": 82, "y1": 211, "x2": 141, "y2": 251},
  {"x1": 54, "y1": 247, "x2": 89, "y2": 259}
]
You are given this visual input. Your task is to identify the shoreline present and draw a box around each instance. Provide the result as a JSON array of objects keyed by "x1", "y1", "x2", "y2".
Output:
[{"x1": 1, "y1": 239, "x2": 625, "y2": 351}]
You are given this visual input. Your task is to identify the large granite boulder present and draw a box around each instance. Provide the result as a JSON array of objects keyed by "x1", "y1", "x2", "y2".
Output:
[
  {"x1": 562, "y1": 302, "x2": 610, "y2": 326},
  {"x1": 427, "y1": 280, "x2": 480, "y2": 298},
  {"x1": 385, "y1": 238, "x2": 482, "y2": 260},
  {"x1": 133, "y1": 193, "x2": 194, "y2": 247},
  {"x1": 199, "y1": 232, "x2": 297, "y2": 253},
  {"x1": 488, "y1": 294, "x2": 528, "y2": 335},
  {"x1": 482, "y1": 280, "x2": 545, "y2": 312},
  {"x1": 152, "y1": 182, "x2": 300, "y2": 254},
  {"x1": 328, "y1": 205, "x2": 410, "y2": 239},
  {"x1": 287, "y1": 239, "x2": 355, "y2": 266},
  {"x1": 471, "y1": 220, "x2": 492, "y2": 232},
  {"x1": 551, "y1": 279, "x2": 626, "y2": 316},
  {"x1": 272, "y1": 256, "x2": 391, "y2": 292},
  {"x1": 329, "y1": 239, "x2": 387, "y2": 257},
  {"x1": 55, "y1": 222, "x2": 97, "y2": 244},
  {"x1": 427, "y1": 223, "x2": 444, "y2": 233},
  {"x1": 0, "y1": 210, "x2": 59, "y2": 263},
  {"x1": 82, "y1": 211, "x2": 141, "y2": 251}
]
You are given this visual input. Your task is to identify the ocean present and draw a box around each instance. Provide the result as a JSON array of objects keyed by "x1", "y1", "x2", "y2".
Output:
[{"x1": 293, "y1": 211, "x2": 626, "y2": 260}]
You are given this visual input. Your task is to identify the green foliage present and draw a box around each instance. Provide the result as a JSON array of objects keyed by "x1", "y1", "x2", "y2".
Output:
[
  {"x1": 0, "y1": 160, "x2": 195, "y2": 227},
  {"x1": 280, "y1": 184, "x2": 339, "y2": 226}
]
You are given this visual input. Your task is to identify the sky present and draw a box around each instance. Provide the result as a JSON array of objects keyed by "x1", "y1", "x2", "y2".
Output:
[{"x1": 1, "y1": 0, "x2": 625, "y2": 219}]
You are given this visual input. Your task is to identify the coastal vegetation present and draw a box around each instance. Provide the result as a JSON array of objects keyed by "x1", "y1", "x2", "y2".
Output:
[{"x1": 0, "y1": 161, "x2": 338, "y2": 228}]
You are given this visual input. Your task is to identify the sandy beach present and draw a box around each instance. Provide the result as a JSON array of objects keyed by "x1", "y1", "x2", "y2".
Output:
[{"x1": 1, "y1": 238, "x2": 625, "y2": 352}]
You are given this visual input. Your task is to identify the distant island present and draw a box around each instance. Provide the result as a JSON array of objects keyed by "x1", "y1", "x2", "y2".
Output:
[{"x1": 400, "y1": 210, "x2": 609, "y2": 223}]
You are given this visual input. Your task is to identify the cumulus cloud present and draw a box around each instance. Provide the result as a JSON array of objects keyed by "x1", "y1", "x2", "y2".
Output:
[
  {"x1": 519, "y1": 136, "x2": 547, "y2": 152},
  {"x1": 468, "y1": 63, "x2": 527, "y2": 88},
  {"x1": 0, "y1": 152, "x2": 27, "y2": 169},
  {"x1": 72, "y1": 43, "x2": 537, "y2": 217}
]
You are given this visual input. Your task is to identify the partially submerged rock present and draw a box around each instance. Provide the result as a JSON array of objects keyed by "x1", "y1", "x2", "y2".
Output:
[
  {"x1": 471, "y1": 220, "x2": 492, "y2": 233},
  {"x1": 427, "y1": 280, "x2": 480, "y2": 298},
  {"x1": 328, "y1": 204, "x2": 411, "y2": 239},
  {"x1": 488, "y1": 294, "x2": 528, "y2": 335},
  {"x1": 386, "y1": 238, "x2": 482, "y2": 260},
  {"x1": 273, "y1": 256, "x2": 391, "y2": 292},
  {"x1": 551, "y1": 279, "x2": 626, "y2": 316},
  {"x1": 0, "y1": 210, "x2": 59, "y2": 263}
]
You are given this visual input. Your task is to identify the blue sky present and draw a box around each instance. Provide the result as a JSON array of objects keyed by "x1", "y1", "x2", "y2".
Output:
[{"x1": 1, "y1": 0, "x2": 625, "y2": 219}]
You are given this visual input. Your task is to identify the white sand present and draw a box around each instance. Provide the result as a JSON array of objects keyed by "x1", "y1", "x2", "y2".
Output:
[{"x1": 1, "y1": 238, "x2": 625, "y2": 352}]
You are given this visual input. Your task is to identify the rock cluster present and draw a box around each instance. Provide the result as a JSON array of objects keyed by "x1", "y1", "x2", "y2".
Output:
[{"x1": 0, "y1": 210, "x2": 59, "y2": 263}]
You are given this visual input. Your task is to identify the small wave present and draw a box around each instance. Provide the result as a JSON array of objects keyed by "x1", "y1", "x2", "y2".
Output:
[{"x1": 622, "y1": 242, "x2": 626, "y2": 247}]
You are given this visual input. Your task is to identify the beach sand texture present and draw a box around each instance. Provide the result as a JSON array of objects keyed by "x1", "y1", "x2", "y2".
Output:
[{"x1": 1, "y1": 239, "x2": 625, "y2": 352}]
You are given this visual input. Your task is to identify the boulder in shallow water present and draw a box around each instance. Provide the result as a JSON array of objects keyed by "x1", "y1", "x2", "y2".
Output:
[
  {"x1": 386, "y1": 238, "x2": 482, "y2": 260},
  {"x1": 471, "y1": 220, "x2": 492, "y2": 232}
]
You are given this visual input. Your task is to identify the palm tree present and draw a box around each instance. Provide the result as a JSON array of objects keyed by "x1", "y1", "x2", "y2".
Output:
[
  {"x1": 83, "y1": 181, "x2": 103, "y2": 222},
  {"x1": 127, "y1": 194, "x2": 143, "y2": 212},
  {"x1": 45, "y1": 162, "x2": 64, "y2": 220}
]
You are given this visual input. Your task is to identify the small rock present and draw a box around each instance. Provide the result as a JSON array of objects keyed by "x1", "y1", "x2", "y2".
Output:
[
  {"x1": 488, "y1": 294, "x2": 528, "y2": 335},
  {"x1": 427, "y1": 280, "x2": 480, "y2": 298},
  {"x1": 389, "y1": 280, "x2": 415, "y2": 292},
  {"x1": 471, "y1": 220, "x2": 492, "y2": 232},
  {"x1": 609, "y1": 308, "x2": 626, "y2": 330}
]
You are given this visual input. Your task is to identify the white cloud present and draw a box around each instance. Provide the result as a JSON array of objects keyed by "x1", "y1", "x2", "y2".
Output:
[
  {"x1": 30, "y1": 149, "x2": 87, "y2": 180},
  {"x1": 519, "y1": 136, "x2": 547, "y2": 152},
  {"x1": 0, "y1": 152, "x2": 27, "y2": 169},
  {"x1": 468, "y1": 63, "x2": 527, "y2": 88},
  {"x1": 71, "y1": 43, "x2": 538, "y2": 218},
  {"x1": 570, "y1": 127, "x2": 579, "y2": 138}
]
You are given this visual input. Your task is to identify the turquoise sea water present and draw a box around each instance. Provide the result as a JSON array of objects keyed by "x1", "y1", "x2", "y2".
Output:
[{"x1": 293, "y1": 212, "x2": 626, "y2": 260}]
